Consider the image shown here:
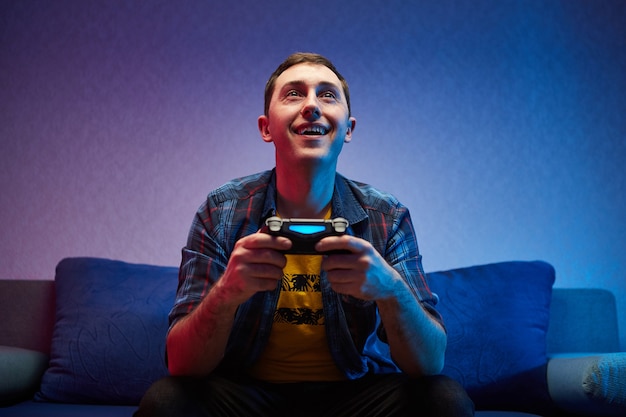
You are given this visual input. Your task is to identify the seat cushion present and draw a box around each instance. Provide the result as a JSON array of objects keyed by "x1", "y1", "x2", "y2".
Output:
[
  {"x1": 427, "y1": 261, "x2": 555, "y2": 414},
  {"x1": 36, "y1": 258, "x2": 178, "y2": 405},
  {"x1": 0, "y1": 401, "x2": 137, "y2": 417}
]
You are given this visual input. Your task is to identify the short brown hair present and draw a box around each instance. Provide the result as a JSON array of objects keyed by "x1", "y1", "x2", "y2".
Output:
[{"x1": 263, "y1": 52, "x2": 351, "y2": 116}]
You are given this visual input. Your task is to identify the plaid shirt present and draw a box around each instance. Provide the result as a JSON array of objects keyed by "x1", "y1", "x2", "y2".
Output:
[{"x1": 170, "y1": 169, "x2": 442, "y2": 379}]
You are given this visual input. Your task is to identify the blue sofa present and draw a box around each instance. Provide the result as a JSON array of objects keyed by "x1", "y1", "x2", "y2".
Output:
[{"x1": 0, "y1": 257, "x2": 624, "y2": 416}]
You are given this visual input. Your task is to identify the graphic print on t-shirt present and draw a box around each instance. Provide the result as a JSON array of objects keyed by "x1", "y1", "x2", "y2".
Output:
[
  {"x1": 275, "y1": 273, "x2": 324, "y2": 325},
  {"x1": 248, "y1": 251, "x2": 345, "y2": 382}
]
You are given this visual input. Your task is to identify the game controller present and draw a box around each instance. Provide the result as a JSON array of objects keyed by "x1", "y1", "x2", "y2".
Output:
[{"x1": 265, "y1": 216, "x2": 349, "y2": 254}]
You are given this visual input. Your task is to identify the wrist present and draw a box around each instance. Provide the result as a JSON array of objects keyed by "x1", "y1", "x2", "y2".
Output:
[
  {"x1": 376, "y1": 269, "x2": 410, "y2": 302},
  {"x1": 198, "y1": 279, "x2": 241, "y2": 318}
]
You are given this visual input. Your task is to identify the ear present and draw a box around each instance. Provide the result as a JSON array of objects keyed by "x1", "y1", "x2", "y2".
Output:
[
  {"x1": 344, "y1": 117, "x2": 356, "y2": 143},
  {"x1": 258, "y1": 115, "x2": 272, "y2": 143}
]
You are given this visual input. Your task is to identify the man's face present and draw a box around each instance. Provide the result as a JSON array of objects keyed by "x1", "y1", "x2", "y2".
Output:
[{"x1": 258, "y1": 63, "x2": 356, "y2": 169}]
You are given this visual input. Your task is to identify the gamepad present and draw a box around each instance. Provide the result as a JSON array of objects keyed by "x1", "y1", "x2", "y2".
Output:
[{"x1": 265, "y1": 216, "x2": 349, "y2": 254}]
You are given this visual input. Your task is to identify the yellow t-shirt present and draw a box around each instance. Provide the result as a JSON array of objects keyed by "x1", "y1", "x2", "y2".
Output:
[{"x1": 249, "y1": 217, "x2": 345, "y2": 383}]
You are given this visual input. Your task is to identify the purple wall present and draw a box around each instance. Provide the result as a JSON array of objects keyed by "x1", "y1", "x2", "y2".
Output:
[{"x1": 1, "y1": 0, "x2": 625, "y2": 348}]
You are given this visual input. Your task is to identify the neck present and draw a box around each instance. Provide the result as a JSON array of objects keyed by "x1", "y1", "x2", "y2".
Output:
[{"x1": 275, "y1": 165, "x2": 335, "y2": 218}]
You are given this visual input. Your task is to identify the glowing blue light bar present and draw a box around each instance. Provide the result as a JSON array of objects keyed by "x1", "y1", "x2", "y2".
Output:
[{"x1": 289, "y1": 225, "x2": 326, "y2": 234}]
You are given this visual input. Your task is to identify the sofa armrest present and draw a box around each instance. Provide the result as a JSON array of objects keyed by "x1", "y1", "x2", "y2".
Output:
[
  {"x1": 547, "y1": 353, "x2": 626, "y2": 417},
  {"x1": 0, "y1": 346, "x2": 49, "y2": 406}
]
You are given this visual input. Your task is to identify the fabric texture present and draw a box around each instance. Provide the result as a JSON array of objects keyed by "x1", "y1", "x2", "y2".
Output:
[
  {"x1": 0, "y1": 346, "x2": 48, "y2": 405},
  {"x1": 135, "y1": 373, "x2": 475, "y2": 417},
  {"x1": 547, "y1": 288, "x2": 620, "y2": 353},
  {"x1": 583, "y1": 353, "x2": 626, "y2": 406},
  {"x1": 547, "y1": 354, "x2": 626, "y2": 417},
  {"x1": 426, "y1": 261, "x2": 555, "y2": 414},
  {"x1": 0, "y1": 401, "x2": 137, "y2": 417},
  {"x1": 248, "y1": 252, "x2": 344, "y2": 382},
  {"x1": 35, "y1": 257, "x2": 177, "y2": 405},
  {"x1": 0, "y1": 280, "x2": 55, "y2": 354}
]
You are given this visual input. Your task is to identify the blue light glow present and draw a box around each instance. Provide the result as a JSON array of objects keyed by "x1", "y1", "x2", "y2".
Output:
[{"x1": 289, "y1": 225, "x2": 326, "y2": 235}]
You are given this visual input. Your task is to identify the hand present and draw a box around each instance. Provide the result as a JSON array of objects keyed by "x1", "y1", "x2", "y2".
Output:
[
  {"x1": 316, "y1": 235, "x2": 403, "y2": 300},
  {"x1": 319, "y1": 236, "x2": 447, "y2": 376},
  {"x1": 217, "y1": 232, "x2": 292, "y2": 305}
]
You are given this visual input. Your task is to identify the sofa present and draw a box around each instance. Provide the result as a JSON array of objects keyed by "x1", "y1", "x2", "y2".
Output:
[{"x1": 0, "y1": 257, "x2": 624, "y2": 417}]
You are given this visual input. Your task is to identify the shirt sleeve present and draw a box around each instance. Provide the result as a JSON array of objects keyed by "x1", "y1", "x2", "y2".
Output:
[
  {"x1": 384, "y1": 205, "x2": 444, "y2": 327},
  {"x1": 167, "y1": 202, "x2": 229, "y2": 330}
]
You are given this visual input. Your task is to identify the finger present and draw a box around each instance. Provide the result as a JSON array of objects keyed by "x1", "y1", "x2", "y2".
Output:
[
  {"x1": 230, "y1": 246, "x2": 287, "y2": 270},
  {"x1": 325, "y1": 269, "x2": 356, "y2": 284},
  {"x1": 315, "y1": 235, "x2": 352, "y2": 253},
  {"x1": 246, "y1": 273, "x2": 283, "y2": 293},
  {"x1": 244, "y1": 232, "x2": 292, "y2": 251},
  {"x1": 321, "y1": 251, "x2": 368, "y2": 273},
  {"x1": 242, "y1": 262, "x2": 285, "y2": 281},
  {"x1": 316, "y1": 235, "x2": 374, "y2": 256},
  {"x1": 327, "y1": 280, "x2": 365, "y2": 299}
]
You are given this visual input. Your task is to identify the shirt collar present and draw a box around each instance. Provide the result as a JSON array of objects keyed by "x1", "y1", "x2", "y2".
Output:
[{"x1": 261, "y1": 169, "x2": 368, "y2": 227}]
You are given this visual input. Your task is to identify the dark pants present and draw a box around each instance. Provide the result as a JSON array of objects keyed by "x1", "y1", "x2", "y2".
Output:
[{"x1": 134, "y1": 373, "x2": 474, "y2": 417}]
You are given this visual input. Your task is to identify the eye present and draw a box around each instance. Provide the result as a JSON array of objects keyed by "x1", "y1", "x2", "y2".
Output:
[
  {"x1": 320, "y1": 90, "x2": 337, "y2": 99},
  {"x1": 286, "y1": 90, "x2": 302, "y2": 97}
]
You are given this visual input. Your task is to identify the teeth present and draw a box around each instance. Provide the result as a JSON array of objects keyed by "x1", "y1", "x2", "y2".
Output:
[{"x1": 298, "y1": 125, "x2": 327, "y2": 135}]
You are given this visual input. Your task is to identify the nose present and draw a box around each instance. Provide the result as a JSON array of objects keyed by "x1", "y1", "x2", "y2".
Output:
[{"x1": 301, "y1": 95, "x2": 321, "y2": 119}]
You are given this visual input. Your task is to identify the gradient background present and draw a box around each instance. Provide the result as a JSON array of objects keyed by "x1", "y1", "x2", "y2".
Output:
[{"x1": 1, "y1": 0, "x2": 625, "y2": 349}]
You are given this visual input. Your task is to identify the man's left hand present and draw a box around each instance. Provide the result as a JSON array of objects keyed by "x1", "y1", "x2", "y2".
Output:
[{"x1": 317, "y1": 235, "x2": 403, "y2": 300}]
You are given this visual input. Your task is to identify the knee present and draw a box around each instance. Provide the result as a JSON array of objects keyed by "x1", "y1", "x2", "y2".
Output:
[{"x1": 409, "y1": 375, "x2": 475, "y2": 417}]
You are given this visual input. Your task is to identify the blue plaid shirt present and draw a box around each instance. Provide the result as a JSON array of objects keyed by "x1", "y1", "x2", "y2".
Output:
[{"x1": 170, "y1": 169, "x2": 442, "y2": 379}]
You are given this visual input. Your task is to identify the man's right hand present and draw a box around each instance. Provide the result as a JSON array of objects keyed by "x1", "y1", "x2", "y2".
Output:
[
  {"x1": 166, "y1": 232, "x2": 290, "y2": 377},
  {"x1": 216, "y1": 232, "x2": 292, "y2": 305}
]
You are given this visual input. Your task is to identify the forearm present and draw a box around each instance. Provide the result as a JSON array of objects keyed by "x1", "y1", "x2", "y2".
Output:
[
  {"x1": 166, "y1": 281, "x2": 239, "y2": 376},
  {"x1": 377, "y1": 277, "x2": 447, "y2": 377}
]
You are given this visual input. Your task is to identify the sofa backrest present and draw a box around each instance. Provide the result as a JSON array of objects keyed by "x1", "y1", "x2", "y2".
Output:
[
  {"x1": 1, "y1": 279, "x2": 621, "y2": 359},
  {"x1": 0, "y1": 280, "x2": 55, "y2": 354},
  {"x1": 547, "y1": 288, "x2": 620, "y2": 354}
]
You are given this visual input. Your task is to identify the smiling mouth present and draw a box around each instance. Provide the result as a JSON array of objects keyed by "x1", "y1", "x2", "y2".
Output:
[{"x1": 296, "y1": 125, "x2": 328, "y2": 135}]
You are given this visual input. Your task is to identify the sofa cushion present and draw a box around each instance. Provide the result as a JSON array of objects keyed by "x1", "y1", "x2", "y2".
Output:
[
  {"x1": 426, "y1": 261, "x2": 555, "y2": 414},
  {"x1": 36, "y1": 257, "x2": 178, "y2": 405}
]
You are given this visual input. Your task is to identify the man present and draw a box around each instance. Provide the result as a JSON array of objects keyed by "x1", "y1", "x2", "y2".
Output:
[{"x1": 136, "y1": 52, "x2": 474, "y2": 416}]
